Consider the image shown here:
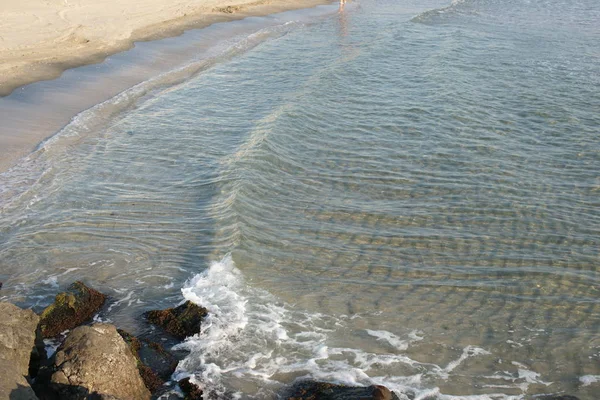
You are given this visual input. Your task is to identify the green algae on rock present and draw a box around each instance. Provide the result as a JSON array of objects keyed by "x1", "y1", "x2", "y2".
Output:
[
  {"x1": 145, "y1": 300, "x2": 208, "y2": 340},
  {"x1": 38, "y1": 281, "x2": 106, "y2": 338}
]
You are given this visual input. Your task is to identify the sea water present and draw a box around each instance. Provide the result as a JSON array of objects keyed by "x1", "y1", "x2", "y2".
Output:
[{"x1": 1, "y1": 0, "x2": 599, "y2": 398}]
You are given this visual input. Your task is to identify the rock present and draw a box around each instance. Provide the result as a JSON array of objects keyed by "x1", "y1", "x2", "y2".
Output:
[
  {"x1": 117, "y1": 329, "x2": 178, "y2": 393},
  {"x1": 86, "y1": 395, "x2": 122, "y2": 400},
  {"x1": 0, "y1": 302, "x2": 40, "y2": 400},
  {"x1": 535, "y1": 396, "x2": 580, "y2": 400},
  {"x1": 285, "y1": 381, "x2": 402, "y2": 400},
  {"x1": 178, "y1": 377, "x2": 203, "y2": 400},
  {"x1": 145, "y1": 301, "x2": 208, "y2": 340},
  {"x1": 139, "y1": 339, "x2": 178, "y2": 379},
  {"x1": 51, "y1": 323, "x2": 151, "y2": 400},
  {"x1": 38, "y1": 281, "x2": 106, "y2": 338},
  {"x1": 29, "y1": 321, "x2": 47, "y2": 379}
]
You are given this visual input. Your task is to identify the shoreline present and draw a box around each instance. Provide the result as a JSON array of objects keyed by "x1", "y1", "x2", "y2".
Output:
[
  {"x1": 0, "y1": 0, "x2": 334, "y2": 175},
  {"x1": 0, "y1": 0, "x2": 331, "y2": 97},
  {"x1": 1, "y1": 282, "x2": 404, "y2": 400}
]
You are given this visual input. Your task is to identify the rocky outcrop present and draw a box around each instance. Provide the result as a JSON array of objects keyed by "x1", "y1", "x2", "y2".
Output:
[
  {"x1": 178, "y1": 377, "x2": 203, "y2": 400},
  {"x1": 0, "y1": 302, "x2": 40, "y2": 400},
  {"x1": 285, "y1": 381, "x2": 402, "y2": 400},
  {"x1": 117, "y1": 329, "x2": 178, "y2": 393},
  {"x1": 38, "y1": 281, "x2": 106, "y2": 338},
  {"x1": 145, "y1": 300, "x2": 208, "y2": 340},
  {"x1": 51, "y1": 323, "x2": 151, "y2": 400}
]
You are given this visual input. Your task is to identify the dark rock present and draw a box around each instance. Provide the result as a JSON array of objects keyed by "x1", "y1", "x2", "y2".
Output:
[
  {"x1": 38, "y1": 281, "x2": 106, "y2": 338},
  {"x1": 145, "y1": 300, "x2": 208, "y2": 340},
  {"x1": 29, "y1": 320, "x2": 47, "y2": 378},
  {"x1": 0, "y1": 302, "x2": 40, "y2": 400},
  {"x1": 141, "y1": 339, "x2": 179, "y2": 379},
  {"x1": 178, "y1": 377, "x2": 203, "y2": 400},
  {"x1": 117, "y1": 329, "x2": 178, "y2": 393},
  {"x1": 285, "y1": 381, "x2": 401, "y2": 400},
  {"x1": 138, "y1": 365, "x2": 163, "y2": 394},
  {"x1": 32, "y1": 377, "x2": 126, "y2": 400},
  {"x1": 87, "y1": 395, "x2": 122, "y2": 400},
  {"x1": 34, "y1": 383, "x2": 126, "y2": 400},
  {"x1": 31, "y1": 364, "x2": 56, "y2": 400},
  {"x1": 535, "y1": 396, "x2": 580, "y2": 400},
  {"x1": 51, "y1": 323, "x2": 150, "y2": 400}
]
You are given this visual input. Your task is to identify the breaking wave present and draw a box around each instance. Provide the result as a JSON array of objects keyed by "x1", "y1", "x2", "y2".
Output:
[{"x1": 171, "y1": 255, "x2": 545, "y2": 399}]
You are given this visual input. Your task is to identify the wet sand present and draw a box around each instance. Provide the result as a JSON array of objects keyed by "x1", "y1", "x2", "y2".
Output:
[
  {"x1": 0, "y1": 0, "x2": 329, "y2": 97},
  {"x1": 0, "y1": 0, "x2": 332, "y2": 174}
]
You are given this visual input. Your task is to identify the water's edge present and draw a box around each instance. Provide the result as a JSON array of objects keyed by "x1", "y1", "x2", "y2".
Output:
[
  {"x1": 0, "y1": 0, "x2": 334, "y2": 97},
  {"x1": 0, "y1": 2, "x2": 337, "y2": 174}
]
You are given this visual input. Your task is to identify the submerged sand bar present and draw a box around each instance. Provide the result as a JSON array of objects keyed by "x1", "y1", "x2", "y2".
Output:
[{"x1": 0, "y1": 0, "x2": 329, "y2": 97}]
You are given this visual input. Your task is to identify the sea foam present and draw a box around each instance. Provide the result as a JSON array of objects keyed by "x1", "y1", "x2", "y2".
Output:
[{"x1": 170, "y1": 255, "x2": 528, "y2": 399}]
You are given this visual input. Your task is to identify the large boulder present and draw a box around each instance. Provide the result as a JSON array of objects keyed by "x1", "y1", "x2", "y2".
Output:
[
  {"x1": 39, "y1": 281, "x2": 106, "y2": 338},
  {"x1": 0, "y1": 302, "x2": 40, "y2": 400},
  {"x1": 285, "y1": 381, "x2": 402, "y2": 400},
  {"x1": 51, "y1": 323, "x2": 151, "y2": 400},
  {"x1": 145, "y1": 301, "x2": 208, "y2": 340}
]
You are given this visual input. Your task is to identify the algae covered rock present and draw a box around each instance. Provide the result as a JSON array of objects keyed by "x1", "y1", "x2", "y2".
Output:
[
  {"x1": 0, "y1": 302, "x2": 40, "y2": 400},
  {"x1": 285, "y1": 381, "x2": 402, "y2": 400},
  {"x1": 117, "y1": 329, "x2": 178, "y2": 393},
  {"x1": 145, "y1": 300, "x2": 208, "y2": 340},
  {"x1": 39, "y1": 281, "x2": 106, "y2": 338},
  {"x1": 51, "y1": 323, "x2": 150, "y2": 400}
]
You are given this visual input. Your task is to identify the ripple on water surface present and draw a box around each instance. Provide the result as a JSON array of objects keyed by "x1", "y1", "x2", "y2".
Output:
[{"x1": 1, "y1": 0, "x2": 599, "y2": 398}]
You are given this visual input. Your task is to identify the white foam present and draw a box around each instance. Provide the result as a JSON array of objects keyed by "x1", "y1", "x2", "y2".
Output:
[
  {"x1": 107, "y1": 290, "x2": 135, "y2": 313},
  {"x1": 366, "y1": 329, "x2": 421, "y2": 351},
  {"x1": 43, "y1": 330, "x2": 71, "y2": 358},
  {"x1": 40, "y1": 267, "x2": 81, "y2": 289},
  {"x1": 172, "y1": 255, "x2": 537, "y2": 399},
  {"x1": 579, "y1": 375, "x2": 600, "y2": 386},
  {"x1": 42, "y1": 276, "x2": 59, "y2": 288},
  {"x1": 437, "y1": 346, "x2": 491, "y2": 380},
  {"x1": 511, "y1": 361, "x2": 552, "y2": 386}
]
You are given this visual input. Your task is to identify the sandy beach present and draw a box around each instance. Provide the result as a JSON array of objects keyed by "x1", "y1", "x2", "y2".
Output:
[{"x1": 0, "y1": 0, "x2": 329, "y2": 97}]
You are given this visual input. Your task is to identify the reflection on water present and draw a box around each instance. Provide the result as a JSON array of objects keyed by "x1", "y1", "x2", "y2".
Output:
[{"x1": 1, "y1": 0, "x2": 600, "y2": 398}]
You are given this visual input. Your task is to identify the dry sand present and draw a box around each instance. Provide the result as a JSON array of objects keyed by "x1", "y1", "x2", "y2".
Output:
[{"x1": 0, "y1": 0, "x2": 330, "y2": 96}]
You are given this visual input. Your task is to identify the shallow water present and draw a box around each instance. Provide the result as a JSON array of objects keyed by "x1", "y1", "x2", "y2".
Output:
[{"x1": 1, "y1": 0, "x2": 600, "y2": 399}]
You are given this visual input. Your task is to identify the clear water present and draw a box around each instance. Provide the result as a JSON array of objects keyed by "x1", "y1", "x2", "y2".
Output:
[{"x1": 1, "y1": 0, "x2": 600, "y2": 399}]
